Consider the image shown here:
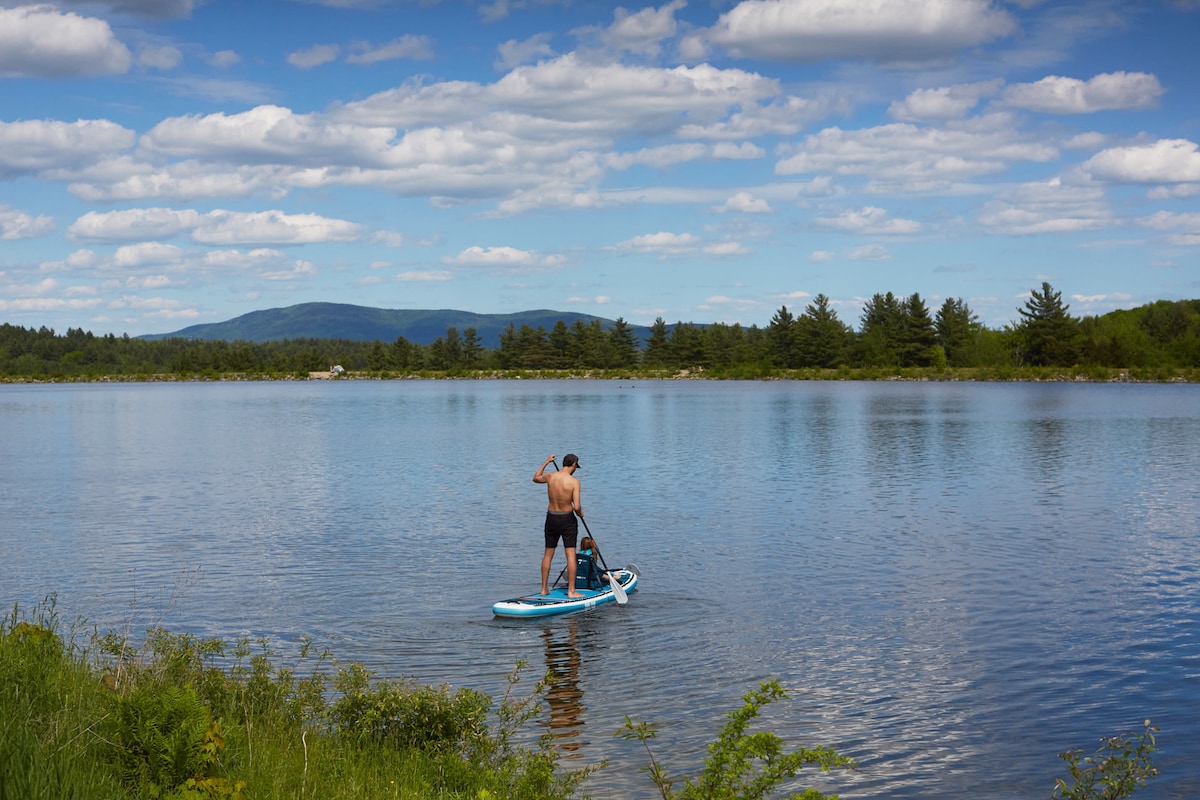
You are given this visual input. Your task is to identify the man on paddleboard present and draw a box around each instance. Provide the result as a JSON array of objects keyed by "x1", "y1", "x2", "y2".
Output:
[{"x1": 533, "y1": 453, "x2": 583, "y2": 597}]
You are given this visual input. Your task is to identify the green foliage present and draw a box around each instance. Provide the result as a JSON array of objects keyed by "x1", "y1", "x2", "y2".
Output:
[
  {"x1": 1053, "y1": 720, "x2": 1159, "y2": 800},
  {"x1": 110, "y1": 682, "x2": 217, "y2": 796},
  {"x1": 618, "y1": 678, "x2": 854, "y2": 800},
  {"x1": 5, "y1": 599, "x2": 588, "y2": 800},
  {"x1": 330, "y1": 662, "x2": 490, "y2": 754}
]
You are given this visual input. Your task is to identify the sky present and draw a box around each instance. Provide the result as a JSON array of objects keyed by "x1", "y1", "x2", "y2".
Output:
[{"x1": 1, "y1": 0, "x2": 1199, "y2": 338}]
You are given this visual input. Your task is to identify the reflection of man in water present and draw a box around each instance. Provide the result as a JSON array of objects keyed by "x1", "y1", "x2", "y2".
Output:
[{"x1": 542, "y1": 620, "x2": 585, "y2": 756}]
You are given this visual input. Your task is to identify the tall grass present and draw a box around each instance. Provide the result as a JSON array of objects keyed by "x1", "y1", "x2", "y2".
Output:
[{"x1": 1, "y1": 598, "x2": 589, "y2": 800}]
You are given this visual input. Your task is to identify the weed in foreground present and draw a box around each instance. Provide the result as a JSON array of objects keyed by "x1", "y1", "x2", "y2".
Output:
[{"x1": 617, "y1": 678, "x2": 855, "y2": 800}]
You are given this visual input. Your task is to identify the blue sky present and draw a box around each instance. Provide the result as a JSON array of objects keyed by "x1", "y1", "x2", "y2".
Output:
[{"x1": 1, "y1": 0, "x2": 1198, "y2": 337}]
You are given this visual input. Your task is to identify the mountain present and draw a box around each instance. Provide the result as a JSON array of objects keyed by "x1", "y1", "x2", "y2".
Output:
[{"x1": 142, "y1": 302, "x2": 657, "y2": 348}]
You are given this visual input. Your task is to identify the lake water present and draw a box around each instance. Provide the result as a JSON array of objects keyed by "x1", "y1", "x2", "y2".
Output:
[{"x1": 2, "y1": 379, "x2": 1197, "y2": 799}]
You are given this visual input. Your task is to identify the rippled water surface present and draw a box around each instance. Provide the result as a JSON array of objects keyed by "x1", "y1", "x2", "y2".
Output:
[{"x1": 2, "y1": 380, "x2": 1198, "y2": 798}]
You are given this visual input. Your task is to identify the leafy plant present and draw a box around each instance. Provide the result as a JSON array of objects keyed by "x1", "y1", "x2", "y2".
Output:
[
  {"x1": 330, "y1": 662, "x2": 491, "y2": 754},
  {"x1": 1053, "y1": 720, "x2": 1159, "y2": 800},
  {"x1": 617, "y1": 678, "x2": 853, "y2": 800},
  {"x1": 110, "y1": 682, "x2": 215, "y2": 796}
]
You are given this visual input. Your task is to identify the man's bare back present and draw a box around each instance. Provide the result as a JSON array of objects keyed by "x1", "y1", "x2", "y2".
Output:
[
  {"x1": 533, "y1": 454, "x2": 582, "y2": 514},
  {"x1": 533, "y1": 453, "x2": 583, "y2": 596}
]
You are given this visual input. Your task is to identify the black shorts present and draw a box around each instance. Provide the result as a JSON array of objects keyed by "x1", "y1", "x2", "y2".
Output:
[{"x1": 544, "y1": 510, "x2": 578, "y2": 549}]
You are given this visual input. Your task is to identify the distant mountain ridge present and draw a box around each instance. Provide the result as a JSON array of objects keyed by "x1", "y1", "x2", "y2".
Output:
[{"x1": 143, "y1": 302, "x2": 656, "y2": 348}]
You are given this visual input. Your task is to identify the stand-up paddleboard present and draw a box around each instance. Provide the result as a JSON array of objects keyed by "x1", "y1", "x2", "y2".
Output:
[{"x1": 493, "y1": 565, "x2": 639, "y2": 618}]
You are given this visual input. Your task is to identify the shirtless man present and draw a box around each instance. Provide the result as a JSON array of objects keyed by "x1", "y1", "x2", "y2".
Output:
[{"x1": 533, "y1": 453, "x2": 583, "y2": 597}]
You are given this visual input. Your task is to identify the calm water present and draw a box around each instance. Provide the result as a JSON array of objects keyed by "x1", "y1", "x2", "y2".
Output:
[{"x1": 2, "y1": 380, "x2": 1198, "y2": 798}]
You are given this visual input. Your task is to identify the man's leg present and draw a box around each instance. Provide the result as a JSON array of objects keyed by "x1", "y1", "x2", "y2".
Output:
[
  {"x1": 541, "y1": 547, "x2": 556, "y2": 595},
  {"x1": 565, "y1": 547, "x2": 581, "y2": 597}
]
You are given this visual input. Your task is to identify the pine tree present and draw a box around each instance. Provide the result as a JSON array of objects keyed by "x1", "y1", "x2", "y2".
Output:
[
  {"x1": 797, "y1": 294, "x2": 851, "y2": 368},
  {"x1": 768, "y1": 305, "x2": 797, "y2": 367},
  {"x1": 858, "y1": 292, "x2": 903, "y2": 366},
  {"x1": 643, "y1": 317, "x2": 670, "y2": 367},
  {"x1": 608, "y1": 318, "x2": 639, "y2": 367},
  {"x1": 899, "y1": 293, "x2": 938, "y2": 367},
  {"x1": 1016, "y1": 282, "x2": 1080, "y2": 366},
  {"x1": 935, "y1": 298, "x2": 981, "y2": 366}
]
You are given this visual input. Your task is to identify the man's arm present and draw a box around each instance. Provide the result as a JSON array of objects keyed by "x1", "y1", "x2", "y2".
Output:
[
  {"x1": 572, "y1": 480, "x2": 582, "y2": 516},
  {"x1": 533, "y1": 454, "x2": 555, "y2": 484}
]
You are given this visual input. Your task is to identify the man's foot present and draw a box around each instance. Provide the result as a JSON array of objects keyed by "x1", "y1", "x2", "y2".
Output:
[
  {"x1": 540, "y1": 588, "x2": 550, "y2": 596},
  {"x1": 567, "y1": 591, "x2": 584, "y2": 599}
]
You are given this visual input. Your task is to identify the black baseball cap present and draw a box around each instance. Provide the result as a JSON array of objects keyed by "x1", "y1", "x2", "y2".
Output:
[{"x1": 563, "y1": 453, "x2": 581, "y2": 469}]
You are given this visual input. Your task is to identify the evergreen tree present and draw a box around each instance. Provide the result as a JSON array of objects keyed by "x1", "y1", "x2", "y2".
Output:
[
  {"x1": 858, "y1": 292, "x2": 903, "y2": 366},
  {"x1": 1015, "y1": 282, "x2": 1081, "y2": 366},
  {"x1": 391, "y1": 336, "x2": 419, "y2": 370},
  {"x1": 496, "y1": 323, "x2": 519, "y2": 369},
  {"x1": 643, "y1": 317, "x2": 670, "y2": 367},
  {"x1": 461, "y1": 327, "x2": 483, "y2": 368},
  {"x1": 608, "y1": 318, "x2": 639, "y2": 368},
  {"x1": 702, "y1": 322, "x2": 750, "y2": 367},
  {"x1": 548, "y1": 320, "x2": 572, "y2": 368},
  {"x1": 431, "y1": 327, "x2": 463, "y2": 370},
  {"x1": 768, "y1": 305, "x2": 797, "y2": 368},
  {"x1": 796, "y1": 294, "x2": 852, "y2": 368},
  {"x1": 669, "y1": 322, "x2": 705, "y2": 368},
  {"x1": 935, "y1": 298, "x2": 982, "y2": 367},
  {"x1": 899, "y1": 293, "x2": 938, "y2": 367},
  {"x1": 366, "y1": 340, "x2": 390, "y2": 371},
  {"x1": 516, "y1": 324, "x2": 554, "y2": 368}
]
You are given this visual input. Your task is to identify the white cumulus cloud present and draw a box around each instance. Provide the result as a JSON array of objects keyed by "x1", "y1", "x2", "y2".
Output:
[
  {"x1": 1002, "y1": 72, "x2": 1165, "y2": 114},
  {"x1": 0, "y1": 206, "x2": 55, "y2": 239},
  {"x1": 816, "y1": 206, "x2": 920, "y2": 234},
  {"x1": 69, "y1": 208, "x2": 363, "y2": 246},
  {"x1": 704, "y1": 0, "x2": 1016, "y2": 63},
  {"x1": 716, "y1": 192, "x2": 772, "y2": 213},
  {"x1": 70, "y1": 208, "x2": 201, "y2": 242},
  {"x1": 0, "y1": 119, "x2": 135, "y2": 179},
  {"x1": 1083, "y1": 139, "x2": 1200, "y2": 184},
  {"x1": 192, "y1": 210, "x2": 363, "y2": 245},
  {"x1": 113, "y1": 242, "x2": 184, "y2": 267},
  {"x1": 979, "y1": 178, "x2": 1111, "y2": 234},
  {"x1": 888, "y1": 79, "x2": 1004, "y2": 121},
  {"x1": 0, "y1": 6, "x2": 132, "y2": 77},
  {"x1": 444, "y1": 246, "x2": 566, "y2": 271},
  {"x1": 614, "y1": 231, "x2": 702, "y2": 254}
]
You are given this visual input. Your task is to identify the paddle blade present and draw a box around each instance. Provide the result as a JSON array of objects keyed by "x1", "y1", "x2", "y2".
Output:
[{"x1": 609, "y1": 572, "x2": 628, "y2": 604}]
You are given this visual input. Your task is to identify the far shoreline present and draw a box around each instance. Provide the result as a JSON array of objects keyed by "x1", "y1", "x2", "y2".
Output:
[{"x1": 2, "y1": 365, "x2": 1198, "y2": 384}]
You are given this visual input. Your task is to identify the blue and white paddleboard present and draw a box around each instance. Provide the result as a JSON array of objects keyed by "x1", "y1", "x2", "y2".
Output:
[{"x1": 492, "y1": 567, "x2": 639, "y2": 618}]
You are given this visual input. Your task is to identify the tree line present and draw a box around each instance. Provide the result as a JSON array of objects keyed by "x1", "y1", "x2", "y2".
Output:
[{"x1": 2, "y1": 283, "x2": 1199, "y2": 379}]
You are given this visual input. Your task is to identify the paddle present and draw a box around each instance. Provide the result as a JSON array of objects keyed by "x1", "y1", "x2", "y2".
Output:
[{"x1": 553, "y1": 458, "x2": 628, "y2": 604}]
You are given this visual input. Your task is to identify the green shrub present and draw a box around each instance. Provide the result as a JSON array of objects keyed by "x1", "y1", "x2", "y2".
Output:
[
  {"x1": 1054, "y1": 720, "x2": 1159, "y2": 800},
  {"x1": 618, "y1": 678, "x2": 854, "y2": 800},
  {"x1": 330, "y1": 662, "x2": 490, "y2": 754},
  {"x1": 110, "y1": 682, "x2": 216, "y2": 796}
]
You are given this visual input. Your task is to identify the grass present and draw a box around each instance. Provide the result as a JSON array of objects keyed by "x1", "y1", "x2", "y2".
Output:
[{"x1": 1, "y1": 598, "x2": 589, "y2": 800}]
